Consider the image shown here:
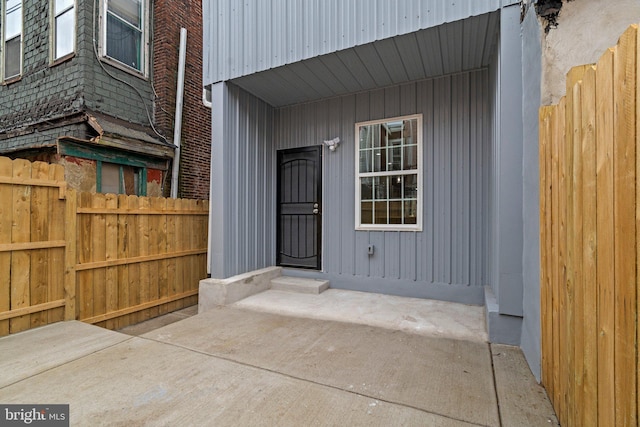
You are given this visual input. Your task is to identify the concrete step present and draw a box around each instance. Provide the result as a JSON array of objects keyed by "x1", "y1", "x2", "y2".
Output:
[{"x1": 270, "y1": 276, "x2": 330, "y2": 294}]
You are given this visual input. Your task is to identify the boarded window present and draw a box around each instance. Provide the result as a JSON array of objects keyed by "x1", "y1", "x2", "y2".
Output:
[{"x1": 101, "y1": 162, "x2": 142, "y2": 195}]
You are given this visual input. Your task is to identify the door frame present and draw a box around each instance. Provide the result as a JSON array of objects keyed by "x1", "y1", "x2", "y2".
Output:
[{"x1": 276, "y1": 145, "x2": 323, "y2": 270}]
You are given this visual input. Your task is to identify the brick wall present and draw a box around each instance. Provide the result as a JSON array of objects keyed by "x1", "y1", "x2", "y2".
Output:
[{"x1": 154, "y1": 0, "x2": 211, "y2": 199}]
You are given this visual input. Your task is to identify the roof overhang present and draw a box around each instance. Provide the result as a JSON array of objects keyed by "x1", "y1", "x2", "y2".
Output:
[{"x1": 230, "y1": 11, "x2": 500, "y2": 108}]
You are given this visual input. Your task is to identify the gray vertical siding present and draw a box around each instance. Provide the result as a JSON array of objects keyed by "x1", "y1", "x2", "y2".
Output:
[
  {"x1": 210, "y1": 83, "x2": 276, "y2": 278},
  {"x1": 274, "y1": 70, "x2": 491, "y2": 292},
  {"x1": 488, "y1": 4, "x2": 524, "y2": 317},
  {"x1": 203, "y1": 0, "x2": 519, "y2": 85},
  {"x1": 521, "y1": 6, "x2": 542, "y2": 380}
]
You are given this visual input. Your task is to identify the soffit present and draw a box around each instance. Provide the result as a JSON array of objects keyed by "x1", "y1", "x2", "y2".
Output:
[{"x1": 230, "y1": 11, "x2": 500, "y2": 108}]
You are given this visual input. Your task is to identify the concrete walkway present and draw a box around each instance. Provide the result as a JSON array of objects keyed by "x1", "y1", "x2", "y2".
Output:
[{"x1": 0, "y1": 291, "x2": 558, "y2": 426}]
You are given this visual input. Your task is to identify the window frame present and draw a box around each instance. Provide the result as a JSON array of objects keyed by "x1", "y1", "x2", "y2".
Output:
[
  {"x1": 2, "y1": 0, "x2": 22, "y2": 81},
  {"x1": 354, "y1": 114, "x2": 423, "y2": 232},
  {"x1": 98, "y1": 0, "x2": 149, "y2": 77},
  {"x1": 50, "y1": 0, "x2": 76, "y2": 63},
  {"x1": 97, "y1": 160, "x2": 147, "y2": 196}
]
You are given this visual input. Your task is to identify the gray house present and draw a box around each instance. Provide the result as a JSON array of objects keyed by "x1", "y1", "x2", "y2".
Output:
[{"x1": 201, "y1": 0, "x2": 533, "y2": 372}]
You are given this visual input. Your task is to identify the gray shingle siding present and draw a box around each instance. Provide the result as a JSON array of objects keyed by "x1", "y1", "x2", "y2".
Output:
[
  {"x1": 1, "y1": 123, "x2": 87, "y2": 152},
  {"x1": 0, "y1": 0, "x2": 156, "y2": 139}
]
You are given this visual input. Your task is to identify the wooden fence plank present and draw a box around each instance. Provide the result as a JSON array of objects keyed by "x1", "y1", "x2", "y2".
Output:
[
  {"x1": 48, "y1": 164, "x2": 66, "y2": 322},
  {"x1": 191, "y1": 201, "x2": 202, "y2": 306},
  {"x1": 543, "y1": 110, "x2": 554, "y2": 397},
  {"x1": 127, "y1": 195, "x2": 141, "y2": 325},
  {"x1": 0, "y1": 157, "x2": 12, "y2": 336},
  {"x1": 581, "y1": 65, "x2": 598, "y2": 427},
  {"x1": 30, "y1": 162, "x2": 50, "y2": 328},
  {"x1": 91, "y1": 193, "x2": 107, "y2": 322},
  {"x1": 138, "y1": 197, "x2": 151, "y2": 322},
  {"x1": 10, "y1": 159, "x2": 32, "y2": 333},
  {"x1": 571, "y1": 79, "x2": 584, "y2": 427},
  {"x1": 550, "y1": 107, "x2": 560, "y2": 407},
  {"x1": 116, "y1": 194, "x2": 130, "y2": 329},
  {"x1": 539, "y1": 107, "x2": 551, "y2": 393},
  {"x1": 175, "y1": 199, "x2": 185, "y2": 308},
  {"x1": 0, "y1": 300, "x2": 66, "y2": 321},
  {"x1": 637, "y1": 23, "x2": 640, "y2": 427},
  {"x1": 147, "y1": 197, "x2": 162, "y2": 319},
  {"x1": 0, "y1": 241, "x2": 66, "y2": 251},
  {"x1": 77, "y1": 192, "x2": 94, "y2": 321},
  {"x1": 0, "y1": 176, "x2": 66, "y2": 198},
  {"x1": 64, "y1": 189, "x2": 77, "y2": 321},
  {"x1": 166, "y1": 198, "x2": 177, "y2": 313},
  {"x1": 613, "y1": 26, "x2": 637, "y2": 427},
  {"x1": 564, "y1": 67, "x2": 583, "y2": 427},
  {"x1": 156, "y1": 197, "x2": 169, "y2": 315},
  {"x1": 596, "y1": 47, "x2": 616, "y2": 427},
  {"x1": 73, "y1": 249, "x2": 207, "y2": 270},
  {"x1": 181, "y1": 200, "x2": 191, "y2": 311},
  {"x1": 82, "y1": 289, "x2": 198, "y2": 325},
  {"x1": 76, "y1": 208, "x2": 208, "y2": 215},
  {"x1": 104, "y1": 193, "x2": 118, "y2": 330},
  {"x1": 558, "y1": 96, "x2": 568, "y2": 424}
]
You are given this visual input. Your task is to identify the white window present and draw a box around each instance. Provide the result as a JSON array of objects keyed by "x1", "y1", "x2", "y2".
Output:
[
  {"x1": 52, "y1": 0, "x2": 75, "y2": 60},
  {"x1": 3, "y1": 0, "x2": 21, "y2": 80},
  {"x1": 100, "y1": 0, "x2": 147, "y2": 74},
  {"x1": 355, "y1": 115, "x2": 422, "y2": 231}
]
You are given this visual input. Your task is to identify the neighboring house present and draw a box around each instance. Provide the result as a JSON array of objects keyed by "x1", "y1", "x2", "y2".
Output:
[
  {"x1": 0, "y1": 0, "x2": 211, "y2": 199},
  {"x1": 202, "y1": 0, "x2": 640, "y2": 383}
]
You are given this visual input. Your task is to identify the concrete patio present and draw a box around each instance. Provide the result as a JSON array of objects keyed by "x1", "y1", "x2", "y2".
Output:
[{"x1": 0, "y1": 289, "x2": 558, "y2": 426}]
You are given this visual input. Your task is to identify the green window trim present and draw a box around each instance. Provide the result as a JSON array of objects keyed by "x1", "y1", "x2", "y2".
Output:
[{"x1": 97, "y1": 160, "x2": 147, "y2": 196}]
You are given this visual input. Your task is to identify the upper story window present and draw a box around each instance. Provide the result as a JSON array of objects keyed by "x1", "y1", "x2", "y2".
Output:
[
  {"x1": 355, "y1": 115, "x2": 422, "y2": 231},
  {"x1": 100, "y1": 0, "x2": 147, "y2": 75},
  {"x1": 3, "y1": 0, "x2": 22, "y2": 80},
  {"x1": 53, "y1": 0, "x2": 75, "y2": 60}
]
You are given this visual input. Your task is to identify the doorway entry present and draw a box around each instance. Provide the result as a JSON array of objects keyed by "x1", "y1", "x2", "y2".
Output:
[{"x1": 276, "y1": 146, "x2": 322, "y2": 269}]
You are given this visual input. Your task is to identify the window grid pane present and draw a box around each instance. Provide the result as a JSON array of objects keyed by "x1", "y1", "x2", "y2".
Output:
[
  {"x1": 106, "y1": 10, "x2": 142, "y2": 70},
  {"x1": 55, "y1": 8, "x2": 74, "y2": 58},
  {"x1": 357, "y1": 116, "x2": 420, "y2": 228},
  {"x1": 4, "y1": 36, "x2": 20, "y2": 78},
  {"x1": 108, "y1": 0, "x2": 141, "y2": 28},
  {"x1": 5, "y1": 0, "x2": 21, "y2": 39},
  {"x1": 104, "y1": 0, "x2": 144, "y2": 72},
  {"x1": 55, "y1": 0, "x2": 73, "y2": 13}
]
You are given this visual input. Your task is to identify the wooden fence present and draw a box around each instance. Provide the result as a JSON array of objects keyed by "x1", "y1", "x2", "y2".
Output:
[
  {"x1": 540, "y1": 25, "x2": 638, "y2": 427},
  {"x1": 0, "y1": 156, "x2": 208, "y2": 336}
]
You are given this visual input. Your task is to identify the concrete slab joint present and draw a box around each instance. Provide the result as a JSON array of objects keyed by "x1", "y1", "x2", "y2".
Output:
[{"x1": 198, "y1": 266, "x2": 282, "y2": 313}]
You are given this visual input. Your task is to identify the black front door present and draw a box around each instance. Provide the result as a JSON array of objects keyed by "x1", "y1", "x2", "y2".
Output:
[{"x1": 276, "y1": 146, "x2": 322, "y2": 269}]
